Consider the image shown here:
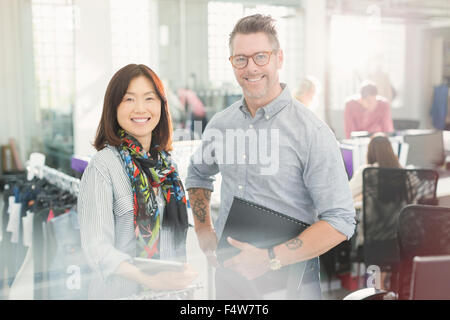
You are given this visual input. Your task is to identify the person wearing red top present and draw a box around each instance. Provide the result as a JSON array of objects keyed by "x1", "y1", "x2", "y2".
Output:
[{"x1": 344, "y1": 81, "x2": 394, "y2": 139}]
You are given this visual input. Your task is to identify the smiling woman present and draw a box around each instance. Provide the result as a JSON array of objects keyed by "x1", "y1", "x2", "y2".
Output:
[
  {"x1": 116, "y1": 76, "x2": 162, "y2": 152},
  {"x1": 77, "y1": 64, "x2": 198, "y2": 299}
]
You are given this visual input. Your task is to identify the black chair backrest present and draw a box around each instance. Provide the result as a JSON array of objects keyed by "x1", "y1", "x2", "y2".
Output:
[
  {"x1": 362, "y1": 168, "x2": 438, "y2": 269},
  {"x1": 393, "y1": 119, "x2": 420, "y2": 131},
  {"x1": 397, "y1": 205, "x2": 450, "y2": 299}
]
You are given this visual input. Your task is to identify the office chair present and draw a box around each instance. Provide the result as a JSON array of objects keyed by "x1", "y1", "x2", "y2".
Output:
[
  {"x1": 345, "y1": 204, "x2": 450, "y2": 300},
  {"x1": 360, "y1": 168, "x2": 438, "y2": 291},
  {"x1": 410, "y1": 255, "x2": 450, "y2": 300},
  {"x1": 397, "y1": 204, "x2": 450, "y2": 299},
  {"x1": 393, "y1": 119, "x2": 420, "y2": 131}
]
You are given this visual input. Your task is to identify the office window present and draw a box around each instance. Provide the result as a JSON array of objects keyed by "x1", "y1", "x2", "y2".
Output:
[
  {"x1": 330, "y1": 15, "x2": 405, "y2": 110},
  {"x1": 207, "y1": 1, "x2": 303, "y2": 89},
  {"x1": 32, "y1": 0, "x2": 74, "y2": 115},
  {"x1": 110, "y1": 0, "x2": 152, "y2": 71},
  {"x1": 207, "y1": 1, "x2": 244, "y2": 88},
  {"x1": 31, "y1": 0, "x2": 75, "y2": 172}
]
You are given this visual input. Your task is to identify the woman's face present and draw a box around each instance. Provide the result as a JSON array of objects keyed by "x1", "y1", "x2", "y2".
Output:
[{"x1": 117, "y1": 75, "x2": 162, "y2": 150}]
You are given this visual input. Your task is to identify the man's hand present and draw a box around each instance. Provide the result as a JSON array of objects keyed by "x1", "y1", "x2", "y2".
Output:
[
  {"x1": 223, "y1": 237, "x2": 270, "y2": 280},
  {"x1": 196, "y1": 226, "x2": 220, "y2": 268},
  {"x1": 188, "y1": 187, "x2": 220, "y2": 267}
]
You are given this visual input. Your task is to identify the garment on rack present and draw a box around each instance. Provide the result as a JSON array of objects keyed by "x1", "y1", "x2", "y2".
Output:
[
  {"x1": 32, "y1": 206, "x2": 61, "y2": 299},
  {"x1": 22, "y1": 211, "x2": 34, "y2": 248},
  {"x1": 6, "y1": 197, "x2": 22, "y2": 243},
  {"x1": 31, "y1": 198, "x2": 87, "y2": 300},
  {"x1": 8, "y1": 241, "x2": 34, "y2": 300},
  {"x1": 7, "y1": 209, "x2": 35, "y2": 299},
  {"x1": 0, "y1": 195, "x2": 4, "y2": 243},
  {"x1": 0, "y1": 186, "x2": 28, "y2": 290},
  {"x1": 1, "y1": 188, "x2": 13, "y2": 291},
  {"x1": 47, "y1": 210, "x2": 89, "y2": 299}
]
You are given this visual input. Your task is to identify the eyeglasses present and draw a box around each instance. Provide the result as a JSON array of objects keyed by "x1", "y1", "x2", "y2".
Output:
[{"x1": 229, "y1": 51, "x2": 275, "y2": 69}]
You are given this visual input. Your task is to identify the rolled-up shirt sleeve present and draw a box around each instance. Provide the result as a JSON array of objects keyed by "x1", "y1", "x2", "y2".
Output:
[
  {"x1": 303, "y1": 125, "x2": 356, "y2": 240},
  {"x1": 77, "y1": 164, "x2": 132, "y2": 280}
]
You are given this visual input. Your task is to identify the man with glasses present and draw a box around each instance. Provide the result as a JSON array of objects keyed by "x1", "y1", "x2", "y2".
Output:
[{"x1": 186, "y1": 14, "x2": 355, "y2": 299}]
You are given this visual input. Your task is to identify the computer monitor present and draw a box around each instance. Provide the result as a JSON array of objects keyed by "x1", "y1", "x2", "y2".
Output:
[
  {"x1": 411, "y1": 255, "x2": 450, "y2": 300},
  {"x1": 403, "y1": 130, "x2": 445, "y2": 168},
  {"x1": 393, "y1": 119, "x2": 420, "y2": 131},
  {"x1": 342, "y1": 136, "x2": 404, "y2": 170},
  {"x1": 340, "y1": 145, "x2": 354, "y2": 180}
]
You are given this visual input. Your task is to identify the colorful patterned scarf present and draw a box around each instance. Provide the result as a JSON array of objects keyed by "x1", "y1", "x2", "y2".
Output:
[{"x1": 117, "y1": 129, "x2": 188, "y2": 260}]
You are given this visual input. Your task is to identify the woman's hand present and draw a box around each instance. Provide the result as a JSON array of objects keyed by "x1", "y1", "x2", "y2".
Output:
[{"x1": 144, "y1": 263, "x2": 199, "y2": 291}]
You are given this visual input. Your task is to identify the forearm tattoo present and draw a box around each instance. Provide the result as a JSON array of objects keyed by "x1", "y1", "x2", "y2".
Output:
[
  {"x1": 188, "y1": 188, "x2": 211, "y2": 223},
  {"x1": 285, "y1": 237, "x2": 303, "y2": 250}
]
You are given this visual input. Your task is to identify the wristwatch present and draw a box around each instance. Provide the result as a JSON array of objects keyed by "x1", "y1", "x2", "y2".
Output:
[{"x1": 267, "y1": 246, "x2": 282, "y2": 271}]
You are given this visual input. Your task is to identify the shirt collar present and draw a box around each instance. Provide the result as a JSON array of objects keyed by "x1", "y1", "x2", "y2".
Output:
[{"x1": 238, "y1": 83, "x2": 291, "y2": 120}]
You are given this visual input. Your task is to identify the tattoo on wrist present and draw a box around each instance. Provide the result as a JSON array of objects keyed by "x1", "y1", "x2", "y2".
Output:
[
  {"x1": 188, "y1": 188, "x2": 211, "y2": 223},
  {"x1": 285, "y1": 238, "x2": 303, "y2": 250}
]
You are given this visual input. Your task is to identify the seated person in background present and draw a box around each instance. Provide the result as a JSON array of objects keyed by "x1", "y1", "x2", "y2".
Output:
[
  {"x1": 163, "y1": 80, "x2": 186, "y2": 130},
  {"x1": 349, "y1": 133, "x2": 402, "y2": 290},
  {"x1": 294, "y1": 76, "x2": 319, "y2": 107},
  {"x1": 178, "y1": 88, "x2": 207, "y2": 136},
  {"x1": 344, "y1": 81, "x2": 394, "y2": 139},
  {"x1": 350, "y1": 133, "x2": 402, "y2": 202}
]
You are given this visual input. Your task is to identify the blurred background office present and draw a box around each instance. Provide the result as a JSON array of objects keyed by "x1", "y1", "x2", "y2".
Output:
[
  {"x1": 2, "y1": 0, "x2": 450, "y2": 170},
  {"x1": 2, "y1": 0, "x2": 450, "y2": 300}
]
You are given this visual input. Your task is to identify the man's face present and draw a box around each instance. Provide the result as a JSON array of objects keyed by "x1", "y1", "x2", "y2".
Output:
[
  {"x1": 230, "y1": 32, "x2": 283, "y2": 106},
  {"x1": 362, "y1": 95, "x2": 377, "y2": 110}
]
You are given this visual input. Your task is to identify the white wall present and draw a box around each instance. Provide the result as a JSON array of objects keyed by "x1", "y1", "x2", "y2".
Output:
[
  {"x1": 327, "y1": 22, "x2": 439, "y2": 139},
  {"x1": 399, "y1": 23, "x2": 428, "y2": 126},
  {"x1": 0, "y1": 0, "x2": 38, "y2": 165},
  {"x1": 73, "y1": 0, "x2": 113, "y2": 157},
  {"x1": 158, "y1": 0, "x2": 208, "y2": 90},
  {"x1": 185, "y1": 0, "x2": 209, "y2": 89},
  {"x1": 302, "y1": 0, "x2": 327, "y2": 122}
]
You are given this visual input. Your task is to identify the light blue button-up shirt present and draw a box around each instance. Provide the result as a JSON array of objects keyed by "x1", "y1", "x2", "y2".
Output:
[{"x1": 185, "y1": 84, "x2": 356, "y2": 240}]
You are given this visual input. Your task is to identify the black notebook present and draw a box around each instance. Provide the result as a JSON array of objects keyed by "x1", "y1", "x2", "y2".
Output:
[{"x1": 216, "y1": 197, "x2": 311, "y2": 299}]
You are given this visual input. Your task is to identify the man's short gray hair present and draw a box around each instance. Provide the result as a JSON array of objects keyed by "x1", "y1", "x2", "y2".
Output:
[{"x1": 229, "y1": 14, "x2": 280, "y2": 54}]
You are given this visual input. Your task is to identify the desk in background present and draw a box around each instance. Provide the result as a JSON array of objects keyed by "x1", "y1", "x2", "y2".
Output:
[{"x1": 437, "y1": 173, "x2": 450, "y2": 206}]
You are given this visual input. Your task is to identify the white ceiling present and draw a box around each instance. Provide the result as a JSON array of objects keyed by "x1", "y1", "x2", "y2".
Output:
[{"x1": 327, "y1": 0, "x2": 450, "y2": 23}]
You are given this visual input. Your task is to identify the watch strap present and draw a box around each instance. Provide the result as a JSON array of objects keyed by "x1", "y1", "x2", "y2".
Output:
[{"x1": 268, "y1": 246, "x2": 276, "y2": 260}]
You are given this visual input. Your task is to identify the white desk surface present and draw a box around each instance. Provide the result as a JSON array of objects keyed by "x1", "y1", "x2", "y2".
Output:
[{"x1": 437, "y1": 175, "x2": 450, "y2": 198}]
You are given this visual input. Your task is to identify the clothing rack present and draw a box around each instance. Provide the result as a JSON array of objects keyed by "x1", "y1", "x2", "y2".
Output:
[
  {"x1": 25, "y1": 152, "x2": 80, "y2": 196},
  {"x1": 1, "y1": 165, "x2": 84, "y2": 300}
]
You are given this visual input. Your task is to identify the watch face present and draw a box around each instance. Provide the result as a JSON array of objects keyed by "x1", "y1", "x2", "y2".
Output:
[{"x1": 270, "y1": 259, "x2": 282, "y2": 271}]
